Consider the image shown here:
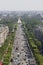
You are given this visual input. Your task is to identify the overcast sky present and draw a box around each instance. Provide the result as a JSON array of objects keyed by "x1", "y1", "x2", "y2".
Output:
[{"x1": 0, "y1": 0, "x2": 43, "y2": 11}]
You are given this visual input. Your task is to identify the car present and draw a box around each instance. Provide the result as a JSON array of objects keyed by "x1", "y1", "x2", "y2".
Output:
[
  {"x1": 10, "y1": 58, "x2": 13, "y2": 62},
  {"x1": 17, "y1": 53, "x2": 20, "y2": 57},
  {"x1": 16, "y1": 47, "x2": 18, "y2": 50},
  {"x1": 17, "y1": 63, "x2": 20, "y2": 65}
]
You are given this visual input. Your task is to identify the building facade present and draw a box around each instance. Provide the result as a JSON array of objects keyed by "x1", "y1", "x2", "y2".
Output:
[{"x1": 0, "y1": 24, "x2": 9, "y2": 47}]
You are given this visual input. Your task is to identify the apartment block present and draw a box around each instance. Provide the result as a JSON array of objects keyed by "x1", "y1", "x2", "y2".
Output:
[{"x1": 0, "y1": 24, "x2": 9, "y2": 47}]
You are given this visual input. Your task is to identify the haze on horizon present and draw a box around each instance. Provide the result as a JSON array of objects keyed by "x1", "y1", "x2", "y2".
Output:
[{"x1": 0, "y1": 0, "x2": 43, "y2": 11}]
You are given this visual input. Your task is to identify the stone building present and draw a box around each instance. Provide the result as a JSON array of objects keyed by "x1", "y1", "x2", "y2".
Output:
[
  {"x1": 18, "y1": 18, "x2": 22, "y2": 24},
  {"x1": 0, "y1": 24, "x2": 9, "y2": 47}
]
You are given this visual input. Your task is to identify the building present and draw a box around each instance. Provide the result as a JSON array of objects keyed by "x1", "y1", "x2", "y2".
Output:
[
  {"x1": 17, "y1": 18, "x2": 22, "y2": 24},
  {"x1": 35, "y1": 25, "x2": 43, "y2": 32},
  {"x1": 0, "y1": 62, "x2": 2, "y2": 65},
  {"x1": 0, "y1": 24, "x2": 9, "y2": 47}
]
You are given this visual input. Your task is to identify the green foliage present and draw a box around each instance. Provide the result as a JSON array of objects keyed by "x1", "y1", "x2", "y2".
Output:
[
  {"x1": 23, "y1": 22, "x2": 43, "y2": 65},
  {"x1": 0, "y1": 23, "x2": 17, "y2": 65}
]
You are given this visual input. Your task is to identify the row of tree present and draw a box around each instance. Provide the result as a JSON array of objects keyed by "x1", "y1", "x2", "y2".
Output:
[{"x1": 22, "y1": 14, "x2": 43, "y2": 65}]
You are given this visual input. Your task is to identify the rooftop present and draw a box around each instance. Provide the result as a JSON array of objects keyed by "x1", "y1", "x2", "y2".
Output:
[{"x1": 0, "y1": 24, "x2": 8, "y2": 33}]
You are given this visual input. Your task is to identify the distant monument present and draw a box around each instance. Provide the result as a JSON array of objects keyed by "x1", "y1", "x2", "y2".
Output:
[{"x1": 18, "y1": 18, "x2": 22, "y2": 24}]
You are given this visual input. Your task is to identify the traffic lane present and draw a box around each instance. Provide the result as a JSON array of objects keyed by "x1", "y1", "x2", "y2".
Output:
[
  {"x1": 10, "y1": 24, "x2": 36, "y2": 65},
  {"x1": 12, "y1": 42, "x2": 32, "y2": 65},
  {"x1": 11, "y1": 41, "x2": 29, "y2": 64}
]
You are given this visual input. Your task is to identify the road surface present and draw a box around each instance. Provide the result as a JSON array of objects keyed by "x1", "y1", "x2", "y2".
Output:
[{"x1": 9, "y1": 22, "x2": 37, "y2": 65}]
